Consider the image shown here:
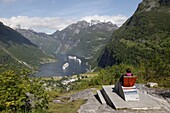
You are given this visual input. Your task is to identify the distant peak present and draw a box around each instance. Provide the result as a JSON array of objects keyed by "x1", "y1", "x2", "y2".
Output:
[
  {"x1": 0, "y1": 21, "x2": 4, "y2": 26},
  {"x1": 106, "y1": 21, "x2": 112, "y2": 24},
  {"x1": 77, "y1": 20, "x2": 88, "y2": 23},
  {"x1": 76, "y1": 20, "x2": 90, "y2": 26},
  {"x1": 66, "y1": 20, "x2": 90, "y2": 30},
  {"x1": 90, "y1": 20, "x2": 118, "y2": 28},
  {"x1": 106, "y1": 21, "x2": 116, "y2": 26},
  {"x1": 90, "y1": 20, "x2": 100, "y2": 25}
]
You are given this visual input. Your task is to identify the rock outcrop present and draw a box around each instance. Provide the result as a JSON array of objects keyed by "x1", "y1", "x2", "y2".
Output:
[{"x1": 73, "y1": 85, "x2": 170, "y2": 113}]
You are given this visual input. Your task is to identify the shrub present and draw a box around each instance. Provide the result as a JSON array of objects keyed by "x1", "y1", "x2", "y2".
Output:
[{"x1": 0, "y1": 69, "x2": 48, "y2": 112}]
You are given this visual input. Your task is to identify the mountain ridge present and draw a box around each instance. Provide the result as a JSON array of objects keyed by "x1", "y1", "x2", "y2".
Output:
[
  {"x1": 0, "y1": 22, "x2": 36, "y2": 47},
  {"x1": 0, "y1": 21, "x2": 50, "y2": 69},
  {"x1": 16, "y1": 20, "x2": 118, "y2": 60},
  {"x1": 98, "y1": 0, "x2": 170, "y2": 68}
]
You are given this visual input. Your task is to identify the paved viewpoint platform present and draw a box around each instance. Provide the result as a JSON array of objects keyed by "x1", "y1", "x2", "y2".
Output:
[{"x1": 101, "y1": 85, "x2": 161, "y2": 110}]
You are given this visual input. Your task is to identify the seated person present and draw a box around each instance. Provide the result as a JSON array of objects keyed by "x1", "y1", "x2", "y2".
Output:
[
  {"x1": 125, "y1": 68, "x2": 133, "y2": 76},
  {"x1": 119, "y1": 68, "x2": 133, "y2": 85}
]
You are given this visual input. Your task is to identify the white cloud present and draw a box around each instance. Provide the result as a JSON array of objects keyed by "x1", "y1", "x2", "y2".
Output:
[
  {"x1": 0, "y1": 15, "x2": 128, "y2": 34},
  {"x1": 81, "y1": 15, "x2": 128, "y2": 27},
  {"x1": 0, "y1": 16, "x2": 77, "y2": 34}
]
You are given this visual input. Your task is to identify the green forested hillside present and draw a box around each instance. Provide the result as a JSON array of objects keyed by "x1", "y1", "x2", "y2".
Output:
[
  {"x1": 98, "y1": 0, "x2": 170, "y2": 78},
  {"x1": 0, "y1": 22, "x2": 50, "y2": 70},
  {"x1": 67, "y1": 23, "x2": 116, "y2": 59}
]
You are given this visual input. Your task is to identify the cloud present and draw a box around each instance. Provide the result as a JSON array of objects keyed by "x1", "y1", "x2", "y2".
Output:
[
  {"x1": 0, "y1": 16, "x2": 78, "y2": 34},
  {"x1": 81, "y1": 15, "x2": 128, "y2": 27},
  {"x1": 0, "y1": 15, "x2": 128, "y2": 34}
]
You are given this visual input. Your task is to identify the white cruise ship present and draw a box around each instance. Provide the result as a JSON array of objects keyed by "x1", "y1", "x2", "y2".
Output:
[{"x1": 62, "y1": 63, "x2": 69, "y2": 70}]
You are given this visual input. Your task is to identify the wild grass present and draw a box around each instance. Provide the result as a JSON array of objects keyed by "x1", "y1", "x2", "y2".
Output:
[{"x1": 48, "y1": 97, "x2": 86, "y2": 113}]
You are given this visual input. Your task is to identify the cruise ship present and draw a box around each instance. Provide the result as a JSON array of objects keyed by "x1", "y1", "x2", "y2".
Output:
[
  {"x1": 68, "y1": 56, "x2": 77, "y2": 60},
  {"x1": 62, "y1": 63, "x2": 69, "y2": 70}
]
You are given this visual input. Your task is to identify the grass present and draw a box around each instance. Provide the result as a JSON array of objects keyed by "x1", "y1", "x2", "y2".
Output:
[
  {"x1": 40, "y1": 72, "x2": 98, "y2": 81},
  {"x1": 41, "y1": 76, "x2": 63, "y2": 81},
  {"x1": 48, "y1": 98, "x2": 86, "y2": 113}
]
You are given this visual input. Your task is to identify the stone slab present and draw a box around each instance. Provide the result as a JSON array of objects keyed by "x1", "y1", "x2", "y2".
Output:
[
  {"x1": 102, "y1": 85, "x2": 161, "y2": 110},
  {"x1": 97, "y1": 90, "x2": 106, "y2": 104}
]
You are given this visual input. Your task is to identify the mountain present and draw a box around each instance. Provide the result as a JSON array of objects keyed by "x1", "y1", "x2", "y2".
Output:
[
  {"x1": 52, "y1": 20, "x2": 118, "y2": 59},
  {"x1": 98, "y1": 0, "x2": 170, "y2": 68},
  {"x1": 0, "y1": 21, "x2": 49, "y2": 69},
  {"x1": 15, "y1": 29, "x2": 60, "y2": 54},
  {"x1": 17, "y1": 20, "x2": 118, "y2": 61}
]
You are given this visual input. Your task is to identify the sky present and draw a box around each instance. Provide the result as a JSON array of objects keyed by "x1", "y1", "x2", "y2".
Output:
[{"x1": 0, "y1": 0, "x2": 142, "y2": 34}]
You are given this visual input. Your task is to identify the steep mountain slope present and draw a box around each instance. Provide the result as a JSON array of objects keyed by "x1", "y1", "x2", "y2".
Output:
[
  {"x1": 98, "y1": 0, "x2": 170, "y2": 68},
  {"x1": 0, "y1": 21, "x2": 49, "y2": 69},
  {"x1": 52, "y1": 20, "x2": 118, "y2": 59},
  {"x1": 15, "y1": 29, "x2": 59, "y2": 54}
]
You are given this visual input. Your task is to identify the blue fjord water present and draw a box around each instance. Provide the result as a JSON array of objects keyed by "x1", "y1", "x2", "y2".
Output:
[{"x1": 36, "y1": 54, "x2": 89, "y2": 77}]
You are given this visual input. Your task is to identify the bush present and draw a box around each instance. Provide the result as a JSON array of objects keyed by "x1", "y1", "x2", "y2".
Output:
[
  {"x1": 90, "y1": 64, "x2": 136, "y2": 86},
  {"x1": 0, "y1": 69, "x2": 48, "y2": 112}
]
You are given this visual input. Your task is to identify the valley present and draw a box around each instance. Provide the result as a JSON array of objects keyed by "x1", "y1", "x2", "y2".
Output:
[
  {"x1": 15, "y1": 20, "x2": 118, "y2": 75},
  {"x1": 0, "y1": 0, "x2": 169, "y2": 113}
]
